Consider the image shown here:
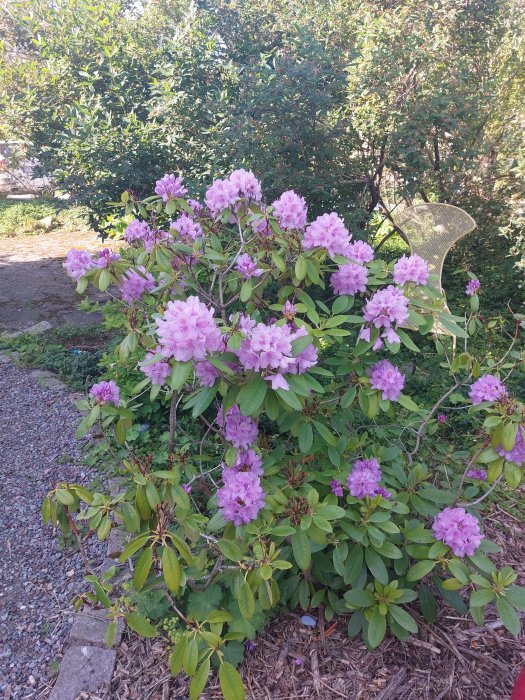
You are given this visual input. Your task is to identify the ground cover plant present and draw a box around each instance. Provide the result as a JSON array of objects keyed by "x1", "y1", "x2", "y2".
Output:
[
  {"x1": 0, "y1": 197, "x2": 90, "y2": 239},
  {"x1": 45, "y1": 172, "x2": 525, "y2": 700}
]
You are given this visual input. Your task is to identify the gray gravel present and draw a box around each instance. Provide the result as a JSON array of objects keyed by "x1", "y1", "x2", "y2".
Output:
[{"x1": 0, "y1": 362, "x2": 106, "y2": 699}]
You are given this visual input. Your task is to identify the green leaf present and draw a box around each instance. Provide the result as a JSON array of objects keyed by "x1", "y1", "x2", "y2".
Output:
[
  {"x1": 367, "y1": 607, "x2": 387, "y2": 649},
  {"x1": 55, "y1": 488, "x2": 75, "y2": 506},
  {"x1": 292, "y1": 529, "x2": 311, "y2": 571},
  {"x1": 183, "y1": 638, "x2": 199, "y2": 676},
  {"x1": 388, "y1": 604, "x2": 418, "y2": 633},
  {"x1": 169, "y1": 361, "x2": 192, "y2": 390},
  {"x1": 240, "y1": 280, "x2": 253, "y2": 302},
  {"x1": 365, "y1": 548, "x2": 389, "y2": 585},
  {"x1": 163, "y1": 545, "x2": 181, "y2": 593},
  {"x1": 344, "y1": 589, "x2": 375, "y2": 608},
  {"x1": 437, "y1": 312, "x2": 468, "y2": 339},
  {"x1": 470, "y1": 589, "x2": 494, "y2": 607},
  {"x1": 312, "y1": 420, "x2": 337, "y2": 446},
  {"x1": 237, "y1": 376, "x2": 267, "y2": 415},
  {"x1": 218, "y1": 539, "x2": 243, "y2": 561},
  {"x1": 170, "y1": 637, "x2": 187, "y2": 675},
  {"x1": 119, "y1": 534, "x2": 150, "y2": 562},
  {"x1": 298, "y1": 421, "x2": 313, "y2": 453},
  {"x1": 190, "y1": 658, "x2": 211, "y2": 700},
  {"x1": 276, "y1": 388, "x2": 303, "y2": 410},
  {"x1": 125, "y1": 612, "x2": 158, "y2": 638},
  {"x1": 397, "y1": 393, "x2": 420, "y2": 412},
  {"x1": 191, "y1": 386, "x2": 218, "y2": 418},
  {"x1": 419, "y1": 584, "x2": 437, "y2": 623},
  {"x1": 406, "y1": 560, "x2": 436, "y2": 581},
  {"x1": 219, "y1": 662, "x2": 245, "y2": 700},
  {"x1": 295, "y1": 256, "x2": 307, "y2": 281},
  {"x1": 506, "y1": 586, "x2": 525, "y2": 612},
  {"x1": 496, "y1": 597, "x2": 521, "y2": 636},
  {"x1": 397, "y1": 328, "x2": 420, "y2": 353},
  {"x1": 105, "y1": 621, "x2": 117, "y2": 648},
  {"x1": 133, "y1": 546, "x2": 153, "y2": 590},
  {"x1": 237, "y1": 581, "x2": 255, "y2": 619}
]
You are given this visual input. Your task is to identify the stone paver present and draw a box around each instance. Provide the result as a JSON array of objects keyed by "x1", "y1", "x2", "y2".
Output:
[
  {"x1": 47, "y1": 645, "x2": 116, "y2": 700},
  {"x1": 69, "y1": 610, "x2": 124, "y2": 648}
]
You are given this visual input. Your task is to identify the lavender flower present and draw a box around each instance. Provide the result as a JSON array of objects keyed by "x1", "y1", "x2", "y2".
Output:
[
  {"x1": 393, "y1": 254, "x2": 429, "y2": 286},
  {"x1": 171, "y1": 213, "x2": 203, "y2": 241},
  {"x1": 138, "y1": 350, "x2": 171, "y2": 386},
  {"x1": 217, "y1": 470, "x2": 265, "y2": 526},
  {"x1": 235, "y1": 253, "x2": 264, "y2": 279},
  {"x1": 497, "y1": 427, "x2": 525, "y2": 466},
  {"x1": 466, "y1": 279, "x2": 480, "y2": 296},
  {"x1": 468, "y1": 374, "x2": 508, "y2": 405},
  {"x1": 369, "y1": 360, "x2": 405, "y2": 401},
  {"x1": 182, "y1": 483, "x2": 192, "y2": 494},
  {"x1": 374, "y1": 487, "x2": 392, "y2": 500},
  {"x1": 205, "y1": 178, "x2": 239, "y2": 216},
  {"x1": 330, "y1": 480, "x2": 343, "y2": 497},
  {"x1": 347, "y1": 458, "x2": 382, "y2": 499},
  {"x1": 155, "y1": 174, "x2": 187, "y2": 202},
  {"x1": 364, "y1": 286, "x2": 410, "y2": 330},
  {"x1": 331, "y1": 262, "x2": 368, "y2": 296},
  {"x1": 124, "y1": 219, "x2": 152, "y2": 244},
  {"x1": 432, "y1": 507, "x2": 482, "y2": 558},
  {"x1": 194, "y1": 360, "x2": 220, "y2": 387},
  {"x1": 64, "y1": 249, "x2": 95, "y2": 280},
  {"x1": 466, "y1": 469, "x2": 487, "y2": 481},
  {"x1": 437, "y1": 413, "x2": 447, "y2": 423},
  {"x1": 343, "y1": 240, "x2": 374, "y2": 264},
  {"x1": 272, "y1": 191, "x2": 307, "y2": 230},
  {"x1": 155, "y1": 296, "x2": 223, "y2": 362},
  {"x1": 302, "y1": 212, "x2": 351, "y2": 257},
  {"x1": 89, "y1": 380, "x2": 120, "y2": 407},
  {"x1": 120, "y1": 266, "x2": 155, "y2": 303},
  {"x1": 228, "y1": 169, "x2": 263, "y2": 201},
  {"x1": 96, "y1": 248, "x2": 120, "y2": 268},
  {"x1": 217, "y1": 404, "x2": 258, "y2": 449}
]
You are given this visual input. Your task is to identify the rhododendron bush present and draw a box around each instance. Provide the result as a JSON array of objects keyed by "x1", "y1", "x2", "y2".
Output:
[{"x1": 46, "y1": 171, "x2": 525, "y2": 700}]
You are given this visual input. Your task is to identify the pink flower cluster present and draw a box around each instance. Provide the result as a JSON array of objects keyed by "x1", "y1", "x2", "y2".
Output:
[
  {"x1": 235, "y1": 253, "x2": 263, "y2": 279},
  {"x1": 331, "y1": 262, "x2": 368, "y2": 296},
  {"x1": 393, "y1": 254, "x2": 429, "y2": 286},
  {"x1": 468, "y1": 374, "x2": 508, "y2": 404},
  {"x1": 120, "y1": 266, "x2": 155, "y2": 303},
  {"x1": 347, "y1": 458, "x2": 382, "y2": 499},
  {"x1": 124, "y1": 219, "x2": 152, "y2": 244},
  {"x1": 302, "y1": 213, "x2": 351, "y2": 257},
  {"x1": 194, "y1": 360, "x2": 220, "y2": 387},
  {"x1": 170, "y1": 213, "x2": 203, "y2": 241},
  {"x1": 217, "y1": 404, "x2": 258, "y2": 449},
  {"x1": 330, "y1": 480, "x2": 343, "y2": 497},
  {"x1": 96, "y1": 248, "x2": 120, "y2": 268},
  {"x1": 272, "y1": 191, "x2": 307, "y2": 230},
  {"x1": 344, "y1": 240, "x2": 374, "y2": 264},
  {"x1": 89, "y1": 380, "x2": 120, "y2": 407},
  {"x1": 217, "y1": 470, "x2": 265, "y2": 526},
  {"x1": 361, "y1": 285, "x2": 410, "y2": 348},
  {"x1": 369, "y1": 360, "x2": 405, "y2": 401},
  {"x1": 205, "y1": 169, "x2": 262, "y2": 216},
  {"x1": 139, "y1": 350, "x2": 171, "y2": 386},
  {"x1": 237, "y1": 321, "x2": 317, "y2": 390},
  {"x1": 466, "y1": 469, "x2": 487, "y2": 481},
  {"x1": 64, "y1": 249, "x2": 96, "y2": 280},
  {"x1": 155, "y1": 174, "x2": 187, "y2": 202},
  {"x1": 497, "y1": 427, "x2": 525, "y2": 466},
  {"x1": 466, "y1": 279, "x2": 480, "y2": 296},
  {"x1": 432, "y1": 507, "x2": 482, "y2": 558},
  {"x1": 155, "y1": 296, "x2": 223, "y2": 362}
]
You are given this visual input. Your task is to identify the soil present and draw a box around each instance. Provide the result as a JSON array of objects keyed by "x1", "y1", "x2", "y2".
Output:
[{"x1": 0, "y1": 229, "x2": 109, "y2": 332}]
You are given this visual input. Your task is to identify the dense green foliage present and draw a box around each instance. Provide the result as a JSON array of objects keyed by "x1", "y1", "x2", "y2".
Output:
[{"x1": 2, "y1": 0, "x2": 524, "y2": 237}]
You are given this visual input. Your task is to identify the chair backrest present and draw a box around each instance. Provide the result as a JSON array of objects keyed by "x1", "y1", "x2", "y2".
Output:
[{"x1": 392, "y1": 203, "x2": 477, "y2": 288}]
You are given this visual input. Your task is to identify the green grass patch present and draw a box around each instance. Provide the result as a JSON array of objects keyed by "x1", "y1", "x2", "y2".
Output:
[{"x1": 0, "y1": 197, "x2": 90, "y2": 238}]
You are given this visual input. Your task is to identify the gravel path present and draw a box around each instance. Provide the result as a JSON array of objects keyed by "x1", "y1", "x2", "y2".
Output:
[{"x1": 0, "y1": 362, "x2": 106, "y2": 699}]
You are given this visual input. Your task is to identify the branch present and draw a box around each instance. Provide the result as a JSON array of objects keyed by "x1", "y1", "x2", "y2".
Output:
[
  {"x1": 407, "y1": 381, "x2": 461, "y2": 464},
  {"x1": 167, "y1": 391, "x2": 178, "y2": 454}
]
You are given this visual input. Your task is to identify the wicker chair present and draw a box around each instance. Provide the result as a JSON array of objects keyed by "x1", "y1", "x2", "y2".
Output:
[{"x1": 392, "y1": 203, "x2": 477, "y2": 337}]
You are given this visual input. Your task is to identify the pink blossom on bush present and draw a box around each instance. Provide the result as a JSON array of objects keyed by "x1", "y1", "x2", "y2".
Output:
[
  {"x1": 124, "y1": 219, "x2": 152, "y2": 244},
  {"x1": 466, "y1": 279, "x2": 480, "y2": 296},
  {"x1": 497, "y1": 427, "x2": 525, "y2": 466},
  {"x1": 374, "y1": 487, "x2": 392, "y2": 500},
  {"x1": 217, "y1": 404, "x2": 258, "y2": 449},
  {"x1": 283, "y1": 300, "x2": 297, "y2": 319},
  {"x1": 369, "y1": 360, "x2": 405, "y2": 401},
  {"x1": 96, "y1": 248, "x2": 120, "y2": 268},
  {"x1": 438, "y1": 413, "x2": 447, "y2": 423},
  {"x1": 250, "y1": 206, "x2": 272, "y2": 236},
  {"x1": 347, "y1": 465, "x2": 381, "y2": 499},
  {"x1": 156, "y1": 296, "x2": 223, "y2": 362},
  {"x1": 205, "y1": 178, "x2": 239, "y2": 216},
  {"x1": 89, "y1": 380, "x2": 120, "y2": 406},
  {"x1": 217, "y1": 470, "x2": 265, "y2": 526},
  {"x1": 468, "y1": 374, "x2": 508, "y2": 404},
  {"x1": 64, "y1": 249, "x2": 95, "y2": 280},
  {"x1": 272, "y1": 191, "x2": 307, "y2": 230},
  {"x1": 171, "y1": 213, "x2": 204, "y2": 241},
  {"x1": 466, "y1": 469, "x2": 487, "y2": 480},
  {"x1": 344, "y1": 240, "x2": 374, "y2": 264},
  {"x1": 302, "y1": 212, "x2": 351, "y2": 257},
  {"x1": 235, "y1": 253, "x2": 263, "y2": 279},
  {"x1": 432, "y1": 507, "x2": 482, "y2": 557},
  {"x1": 195, "y1": 360, "x2": 219, "y2": 387},
  {"x1": 139, "y1": 350, "x2": 171, "y2": 385},
  {"x1": 120, "y1": 266, "x2": 155, "y2": 303},
  {"x1": 229, "y1": 169, "x2": 262, "y2": 201},
  {"x1": 225, "y1": 449, "x2": 264, "y2": 478},
  {"x1": 330, "y1": 480, "x2": 343, "y2": 497},
  {"x1": 331, "y1": 262, "x2": 368, "y2": 295},
  {"x1": 364, "y1": 286, "x2": 410, "y2": 331},
  {"x1": 155, "y1": 174, "x2": 187, "y2": 202},
  {"x1": 187, "y1": 199, "x2": 203, "y2": 216},
  {"x1": 393, "y1": 254, "x2": 429, "y2": 286}
]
